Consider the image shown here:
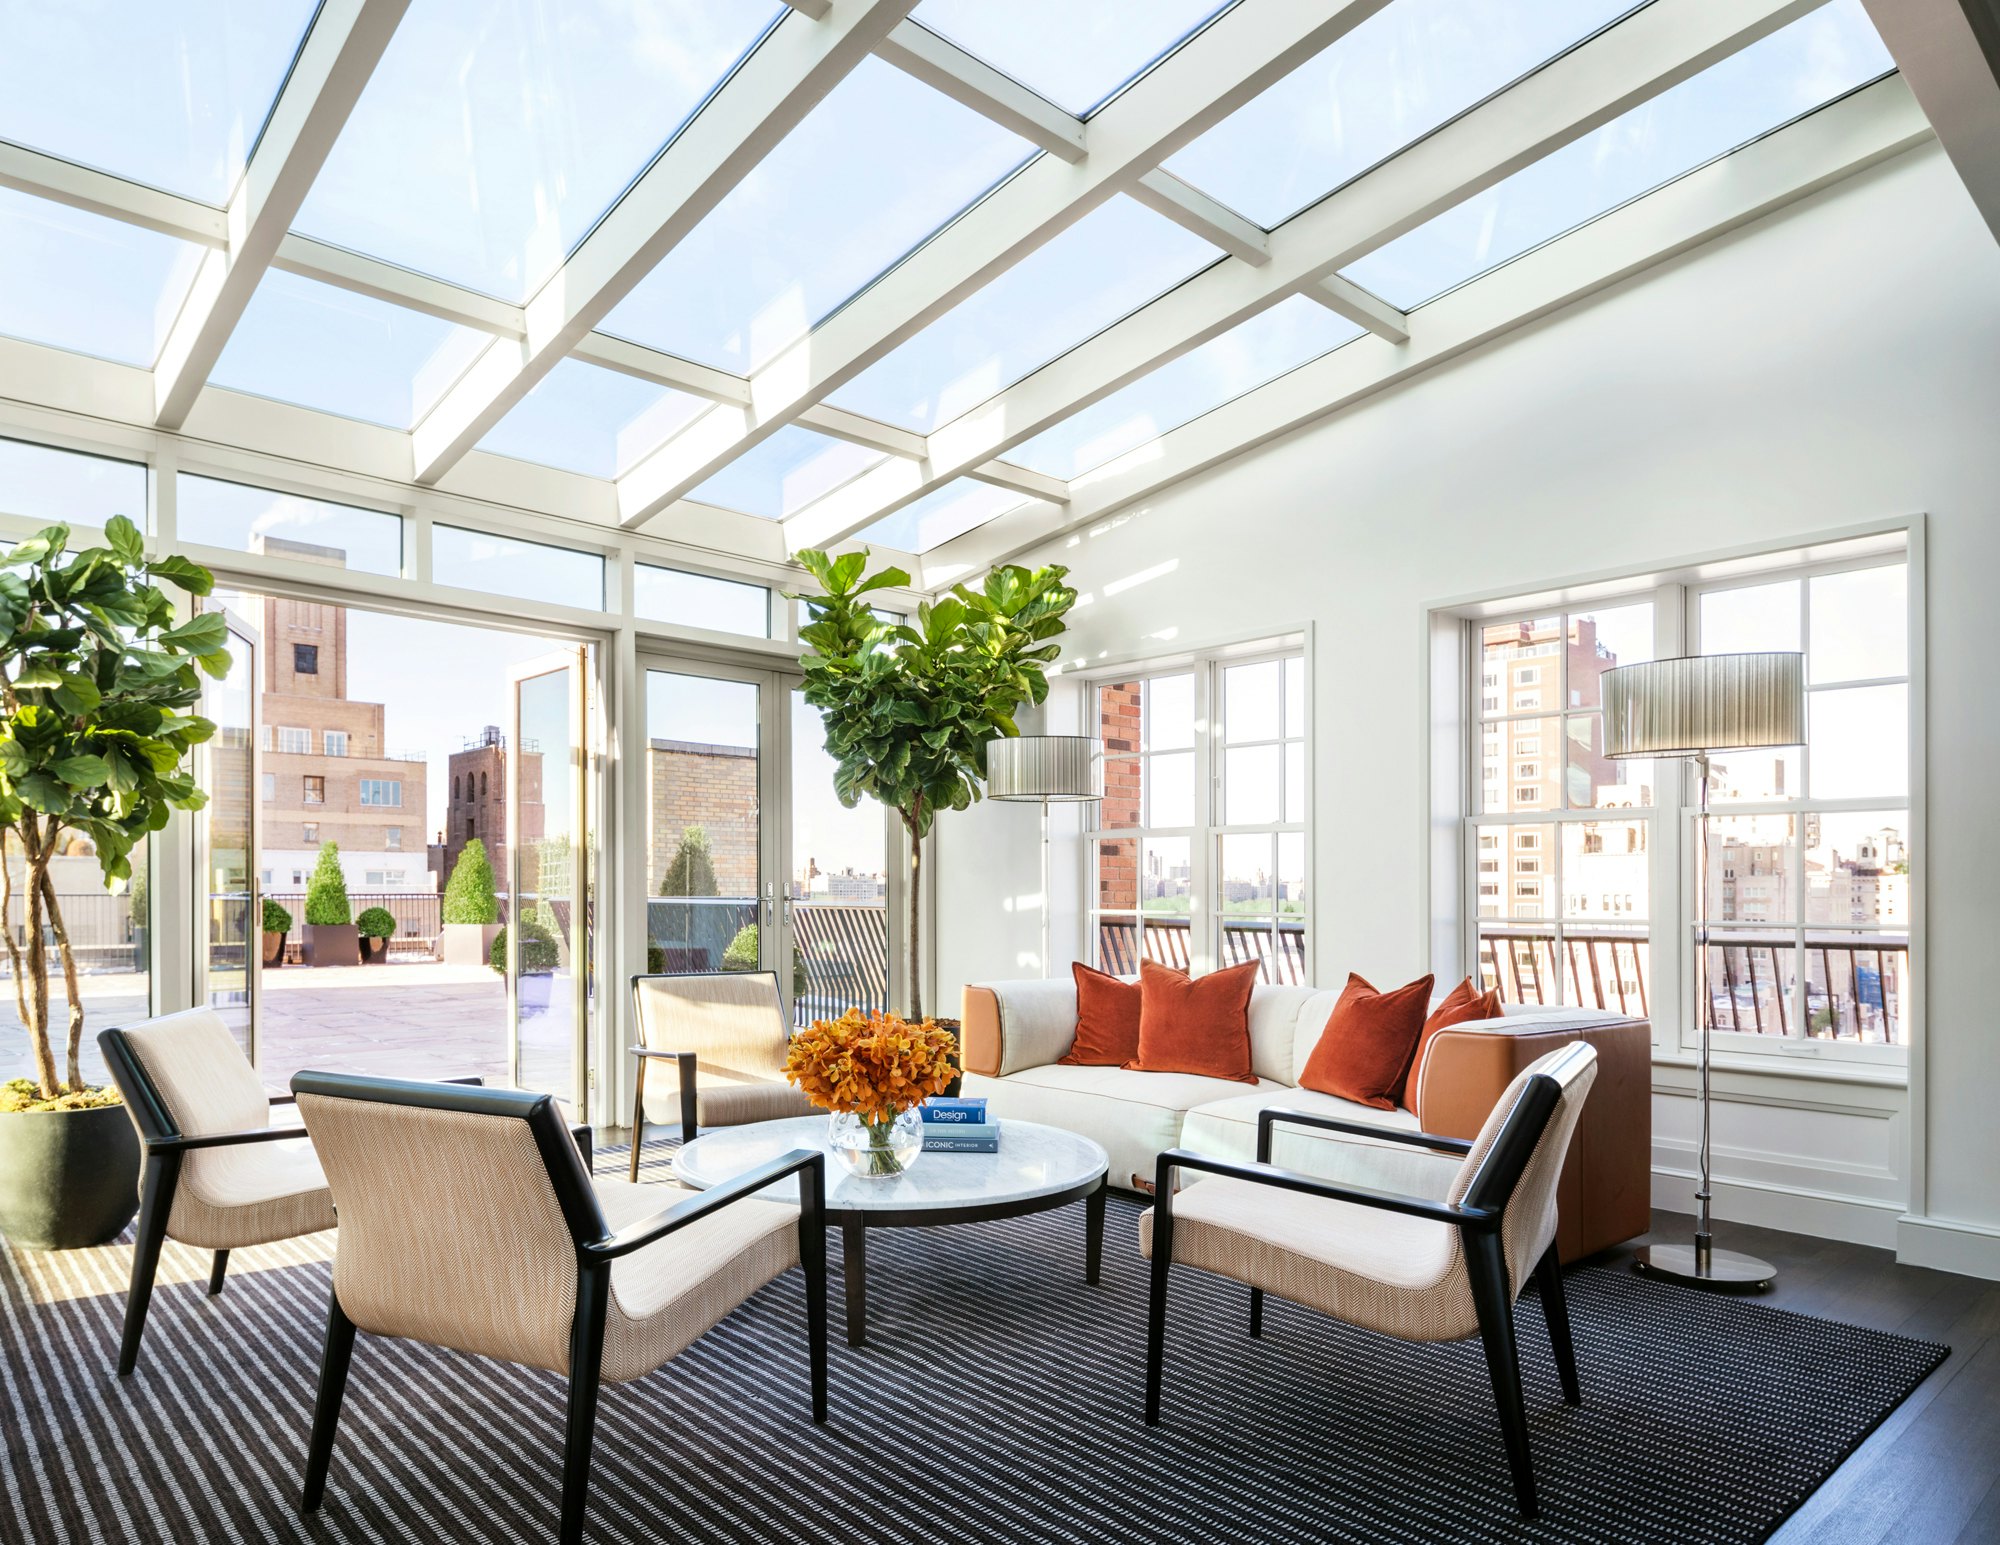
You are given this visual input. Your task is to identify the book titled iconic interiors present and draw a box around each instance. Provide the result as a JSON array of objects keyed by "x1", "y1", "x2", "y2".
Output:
[{"x1": 922, "y1": 1119, "x2": 999, "y2": 1153}]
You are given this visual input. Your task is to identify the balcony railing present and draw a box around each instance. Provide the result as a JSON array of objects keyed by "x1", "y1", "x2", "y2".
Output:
[
  {"x1": 648, "y1": 897, "x2": 891, "y2": 1026},
  {"x1": 1097, "y1": 915, "x2": 1308, "y2": 985}
]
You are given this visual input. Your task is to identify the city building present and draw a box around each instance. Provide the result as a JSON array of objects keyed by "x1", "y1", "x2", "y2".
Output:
[{"x1": 433, "y1": 726, "x2": 543, "y2": 889}]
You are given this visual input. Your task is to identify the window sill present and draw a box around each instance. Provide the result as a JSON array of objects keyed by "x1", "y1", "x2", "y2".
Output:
[{"x1": 1650, "y1": 1047, "x2": 1908, "y2": 1092}]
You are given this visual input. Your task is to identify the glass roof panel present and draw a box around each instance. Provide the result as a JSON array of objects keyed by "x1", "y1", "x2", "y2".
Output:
[
  {"x1": 476, "y1": 359, "x2": 708, "y2": 479},
  {"x1": 213, "y1": 271, "x2": 491, "y2": 428},
  {"x1": 0, "y1": 188, "x2": 203, "y2": 366},
  {"x1": 909, "y1": 0, "x2": 1230, "y2": 117},
  {"x1": 690, "y1": 427, "x2": 890, "y2": 520},
  {"x1": 295, "y1": 0, "x2": 787, "y2": 302},
  {"x1": 828, "y1": 196, "x2": 1219, "y2": 432},
  {"x1": 1011, "y1": 296, "x2": 1363, "y2": 478},
  {"x1": 854, "y1": 478, "x2": 1044, "y2": 555},
  {"x1": 1166, "y1": 0, "x2": 1641, "y2": 230},
  {"x1": 1344, "y1": 0, "x2": 1894, "y2": 307},
  {"x1": 0, "y1": 1, "x2": 319, "y2": 204},
  {"x1": 601, "y1": 58, "x2": 1031, "y2": 373}
]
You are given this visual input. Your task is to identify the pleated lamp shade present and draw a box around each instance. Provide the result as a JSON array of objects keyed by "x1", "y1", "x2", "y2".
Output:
[
  {"x1": 985, "y1": 735, "x2": 1103, "y2": 801},
  {"x1": 1602, "y1": 652, "x2": 1806, "y2": 759}
]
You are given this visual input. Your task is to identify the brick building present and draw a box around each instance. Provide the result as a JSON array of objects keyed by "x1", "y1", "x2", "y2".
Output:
[
  {"x1": 257, "y1": 539, "x2": 430, "y2": 893},
  {"x1": 1094, "y1": 683, "x2": 1142, "y2": 913},
  {"x1": 434, "y1": 726, "x2": 544, "y2": 888},
  {"x1": 648, "y1": 740, "x2": 758, "y2": 896}
]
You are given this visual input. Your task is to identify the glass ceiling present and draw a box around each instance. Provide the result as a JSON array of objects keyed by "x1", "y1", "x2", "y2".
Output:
[{"x1": 0, "y1": 0, "x2": 1904, "y2": 565}]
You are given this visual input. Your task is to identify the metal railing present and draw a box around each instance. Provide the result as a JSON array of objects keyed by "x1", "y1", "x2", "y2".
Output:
[
  {"x1": 648, "y1": 897, "x2": 892, "y2": 1026},
  {"x1": 1096, "y1": 915, "x2": 1309, "y2": 985}
]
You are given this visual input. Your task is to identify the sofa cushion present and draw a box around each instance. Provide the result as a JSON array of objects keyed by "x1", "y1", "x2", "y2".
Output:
[
  {"x1": 1182, "y1": 1088, "x2": 1453, "y2": 1196},
  {"x1": 1061, "y1": 962, "x2": 1142, "y2": 1066},
  {"x1": 960, "y1": 979, "x2": 1081, "y2": 1077},
  {"x1": 1404, "y1": 978, "x2": 1502, "y2": 1109},
  {"x1": 1299, "y1": 973, "x2": 1434, "y2": 1109},
  {"x1": 1129, "y1": 959, "x2": 1259, "y2": 1083},
  {"x1": 1246, "y1": 985, "x2": 1325, "y2": 1085}
]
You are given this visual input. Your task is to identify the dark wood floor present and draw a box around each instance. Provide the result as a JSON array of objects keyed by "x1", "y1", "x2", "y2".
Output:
[{"x1": 1604, "y1": 1210, "x2": 2000, "y2": 1545}]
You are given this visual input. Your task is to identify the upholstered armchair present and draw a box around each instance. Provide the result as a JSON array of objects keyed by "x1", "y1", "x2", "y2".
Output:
[
  {"x1": 98, "y1": 1009, "x2": 338, "y2": 1377},
  {"x1": 293, "y1": 1072, "x2": 828, "y2": 1545},
  {"x1": 1142, "y1": 1042, "x2": 1598, "y2": 1520},
  {"x1": 627, "y1": 970, "x2": 815, "y2": 1179}
]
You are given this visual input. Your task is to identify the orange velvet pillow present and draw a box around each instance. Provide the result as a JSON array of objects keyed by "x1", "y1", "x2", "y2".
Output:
[
  {"x1": 1402, "y1": 977, "x2": 1502, "y2": 1109},
  {"x1": 1299, "y1": 973, "x2": 1436, "y2": 1110},
  {"x1": 1061, "y1": 961, "x2": 1144, "y2": 1066},
  {"x1": 1125, "y1": 958, "x2": 1260, "y2": 1083}
]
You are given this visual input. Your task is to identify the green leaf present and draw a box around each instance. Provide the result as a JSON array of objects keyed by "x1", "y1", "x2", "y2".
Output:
[
  {"x1": 146, "y1": 553, "x2": 214, "y2": 596},
  {"x1": 53, "y1": 675, "x2": 103, "y2": 715},
  {"x1": 156, "y1": 611, "x2": 227, "y2": 653},
  {"x1": 11, "y1": 663, "x2": 61, "y2": 690},
  {"x1": 14, "y1": 771, "x2": 70, "y2": 814},
  {"x1": 50, "y1": 754, "x2": 111, "y2": 788},
  {"x1": 103, "y1": 514, "x2": 145, "y2": 567}
]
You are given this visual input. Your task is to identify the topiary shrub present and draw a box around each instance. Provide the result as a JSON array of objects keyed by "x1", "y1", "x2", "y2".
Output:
[
  {"x1": 356, "y1": 906, "x2": 396, "y2": 940},
  {"x1": 490, "y1": 913, "x2": 559, "y2": 976},
  {"x1": 303, "y1": 841, "x2": 352, "y2": 927},
  {"x1": 442, "y1": 837, "x2": 499, "y2": 925},
  {"x1": 659, "y1": 824, "x2": 718, "y2": 898},
  {"x1": 262, "y1": 899, "x2": 293, "y2": 935},
  {"x1": 724, "y1": 922, "x2": 809, "y2": 997}
]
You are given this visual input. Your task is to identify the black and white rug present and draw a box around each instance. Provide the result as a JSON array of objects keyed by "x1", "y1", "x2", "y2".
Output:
[{"x1": 0, "y1": 1141, "x2": 1947, "y2": 1544}]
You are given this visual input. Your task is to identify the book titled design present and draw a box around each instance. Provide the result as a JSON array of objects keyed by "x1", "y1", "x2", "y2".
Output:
[{"x1": 920, "y1": 1097, "x2": 989, "y2": 1125}]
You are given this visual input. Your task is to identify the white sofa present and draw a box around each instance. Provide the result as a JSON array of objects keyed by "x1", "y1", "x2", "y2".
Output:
[{"x1": 959, "y1": 977, "x2": 1653, "y2": 1261}]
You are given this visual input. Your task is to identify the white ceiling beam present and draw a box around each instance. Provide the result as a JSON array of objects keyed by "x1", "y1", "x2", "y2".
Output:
[
  {"x1": 966, "y1": 461, "x2": 1069, "y2": 503},
  {"x1": 784, "y1": 0, "x2": 833, "y2": 17},
  {"x1": 570, "y1": 333, "x2": 752, "y2": 406},
  {"x1": 874, "y1": 21, "x2": 1088, "y2": 163},
  {"x1": 1130, "y1": 169, "x2": 1269, "y2": 264},
  {"x1": 274, "y1": 234, "x2": 526, "y2": 337},
  {"x1": 923, "y1": 74, "x2": 1931, "y2": 587},
  {"x1": 1860, "y1": 0, "x2": 2000, "y2": 242},
  {"x1": 0, "y1": 143, "x2": 227, "y2": 244},
  {"x1": 616, "y1": 0, "x2": 1400, "y2": 533},
  {"x1": 791, "y1": 402, "x2": 928, "y2": 459},
  {"x1": 779, "y1": 0, "x2": 1821, "y2": 551},
  {"x1": 153, "y1": 0, "x2": 410, "y2": 429},
  {"x1": 1305, "y1": 274, "x2": 1410, "y2": 342},
  {"x1": 410, "y1": 0, "x2": 917, "y2": 487}
]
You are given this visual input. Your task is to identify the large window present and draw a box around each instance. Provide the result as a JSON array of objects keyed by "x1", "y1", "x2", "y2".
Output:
[{"x1": 1086, "y1": 646, "x2": 1309, "y2": 984}]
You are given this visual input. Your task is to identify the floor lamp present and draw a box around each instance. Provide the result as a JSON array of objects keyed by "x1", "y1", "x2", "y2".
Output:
[
  {"x1": 986, "y1": 736, "x2": 1103, "y2": 977},
  {"x1": 1602, "y1": 651, "x2": 1805, "y2": 1292}
]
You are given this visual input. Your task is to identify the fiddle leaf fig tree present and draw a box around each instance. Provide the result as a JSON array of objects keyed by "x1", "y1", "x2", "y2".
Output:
[
  {"x1": 790, "y1": 547, "x2": 1077, "y2": 1020},
  {"x1": 0, "y1": 517, "x2": 229, "y2": 1103}
]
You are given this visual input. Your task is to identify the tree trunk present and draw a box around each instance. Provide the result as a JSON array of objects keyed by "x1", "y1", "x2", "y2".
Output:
[
  {"x1": 4, "y1": 838, "x2": 51, "y2": 1100},
  {"x1": 22, "y1": 829, "x2": 52, "y2": 1100},
  {"x1": 41, "y1": 869, "x2": 85, "y2": 1093},
  {"x1": 905, "y1": 813, "x2": 924, "y2": 1022}
]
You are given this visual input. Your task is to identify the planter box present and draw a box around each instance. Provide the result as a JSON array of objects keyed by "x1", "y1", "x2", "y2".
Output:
[
  {"x1": 261, "y1": 929, "x2": 287, "y2": 967},
  {"x1": 437, "y1": 922, "x2": 502, "y2": 967},
  {"x1": 518, "y1": 972, "x2": 554, "y2": 1015},
  {"x1": 304, "y1": 923, "x2": 360, "y2": 969},
  {"x1": 360, "y1": 935, "x2": 391, "y2": 964},
  {"x1": 0, "y1": 1101, "x2": 141, "y2": 1249}
]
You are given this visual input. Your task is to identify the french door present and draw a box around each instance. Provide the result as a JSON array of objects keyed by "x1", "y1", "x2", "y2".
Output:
[
  {"x1": 196, "y1": 609, "x2": 260, "y2": 1062},
  {"x1": 640, "y1": 657, "x2": 894, "y2": 1025}
]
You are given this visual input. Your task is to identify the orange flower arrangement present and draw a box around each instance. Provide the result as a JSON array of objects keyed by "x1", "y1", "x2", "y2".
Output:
[{"x1": 783, "y1": 1008, "x2": 959, "y2": 1124}]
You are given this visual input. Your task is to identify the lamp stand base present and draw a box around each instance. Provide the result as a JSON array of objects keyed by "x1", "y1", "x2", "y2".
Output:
[{"x1": 1632, "y1": 1242, "x2": 1775, "y2": 1293}]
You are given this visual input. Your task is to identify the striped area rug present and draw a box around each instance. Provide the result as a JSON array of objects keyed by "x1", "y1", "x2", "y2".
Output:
[{"x1": 0, "y1": 1141, "x2": 1946, "y2": 1545}]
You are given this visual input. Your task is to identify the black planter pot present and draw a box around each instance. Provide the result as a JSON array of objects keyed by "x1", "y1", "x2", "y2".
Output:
[
  {"x1": 360, "y1": 935, "x2": 390, "y2": 963},
  {"x1": 0, "y1": 1101, "x2": 141, "y2": 1250}
]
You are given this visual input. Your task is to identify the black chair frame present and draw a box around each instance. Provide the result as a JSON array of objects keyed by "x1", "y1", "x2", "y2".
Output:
[
  {"x1": 292, "y1": 1070, "x2": 827, "y2": 1545},
  {"x1": 625, "y1": 969, "x2": 786, "y2": 1182},
  {"x1": 1144, "y1": 1067, "x2": 1583, "y2": 1521}
]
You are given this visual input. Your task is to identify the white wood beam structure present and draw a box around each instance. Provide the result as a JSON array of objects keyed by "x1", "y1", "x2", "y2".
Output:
[
  {"x1": 923, "y1": 75, "x2": 1932, "y2": 587},
  {"x1": 1130, "y1": 169, "x2": 1270, "y2": 264},
  {"x1": 1860, "y1": 0, "x2": 2000, "y2": 242},
  {"x1": 409, "y1": 0, "x2": 919, "y2": 486},
  {"x1": 614, "y1": 0, "x2": 1401, "y2": 533},
  {"x1": 153, "y1": 0, "x2": 411, "y2": 429},
  {"x1": 0, "y1": 142, "x2": 227, "y2": 244},
  {"x1": 783, "y1": 0, "x2": 1813, "y2": 552},
  {"x1": 1305, "y1": 274, "x2": 1410, "y2": 342},
  {"x1": 875, "y1": 20, "x2": 1088, "y2": 164}
]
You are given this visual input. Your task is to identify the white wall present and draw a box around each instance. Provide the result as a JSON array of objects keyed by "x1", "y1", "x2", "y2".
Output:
[{"x1": 937, "y1": 144, "x2": 2000, "y2": 1274}]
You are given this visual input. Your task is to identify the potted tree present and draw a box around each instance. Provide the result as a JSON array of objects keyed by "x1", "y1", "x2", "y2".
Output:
[
  {"x1": 261, "y1": 898, "x2": 292, "y2": 967},
  {"x1": 0, "y1": 515, "x2": 230, "y2": 1250},
  {"x1": 356, "y1": 906, "x2": 396, "y2": 963},
  {"x1": 302, "y1": 840, "x2": 359, "y2": 967},
  {"x1": 790, "y1": 548, "x2": 1076, "y2": 1020},
  {"x1": 438, "y1": 837, "x2": 501, "y2": 966},
  {"x1": 490, "y1": 912, "x2": 559, "y2": 1014}
]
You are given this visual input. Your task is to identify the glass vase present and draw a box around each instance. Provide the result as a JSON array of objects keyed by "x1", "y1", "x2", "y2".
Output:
[{"x1": 828, "y1": 1108, "x2": 923, "y2": 1179}]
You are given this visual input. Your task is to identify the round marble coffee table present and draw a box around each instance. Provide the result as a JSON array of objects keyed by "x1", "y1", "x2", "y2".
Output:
[{"x1": 674, "y1": 1115, "x2": 1109, "y2": 1346}]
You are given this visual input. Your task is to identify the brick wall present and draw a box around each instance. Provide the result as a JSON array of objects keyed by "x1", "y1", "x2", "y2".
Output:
[
  {"x1": 438, "y1": 743, "x2": 545, "y2": 884},
  {"x1": 1095, "y1": 682, "x2": 1142, "y2": 911},
  {"x1": 648, "y1": 740, "x2": 759, "y2": 897}
]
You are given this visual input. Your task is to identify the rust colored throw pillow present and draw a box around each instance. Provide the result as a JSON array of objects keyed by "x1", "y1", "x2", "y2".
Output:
[
  {"x1": 1061, "y1": 961, "x2": 1144, "y2": 1066},
  {"x1": 1299, "y1": 973, "x2": 1437, "y2": 1110},
  {"x1": 1402, "y1": 977, "x2": 1503, "y2": 1110},
  {"x1": 1126, "y1": 958, "x2": 1260, "y2": 1083}
]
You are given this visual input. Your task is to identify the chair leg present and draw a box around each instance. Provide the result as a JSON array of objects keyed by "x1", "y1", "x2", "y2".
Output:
[
  {"x1": 1144, "y1": 1211, "x2": 1174, "y2": 1425},
  {"x1": 117, "y1": 1151, "x2": 180, "y2": 1377},
  {"x1": 560, "y1": 1265, "x2": 611, "y2": 1545},
  {"x1": 678, "y1": 1076, "x2": 698, "y2": 1148},
  {"x1": 799, "y1": 1182, "x2": 829, "y2": 1423},
  {"x1": 1248, "y1": 1287, "x2": 1264, "y2": 1339},
  {"x1": 208, "y1": 1250, "x2": 230, "y2": 1297},
  {"x1": 1534, "y1": 1245, "x2": 1581, "y2": 1406},
  {"x1": 627, "y1": 1058, "x2": 646, "y2": 1184},
  {"x1": 301, "y1": 1293, "x2": 357, "y2": 1513},
  {"x1": 1467, "y1": 1231, "x2": 1538, "y2": 1520}
]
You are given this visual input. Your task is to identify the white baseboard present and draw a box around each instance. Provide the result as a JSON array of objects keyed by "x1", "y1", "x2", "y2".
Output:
[
  {"x1": 1650, "y1": 1166, "x2": 1903, "y2": 1250},
  {"x1": 1896, "y1": 1214, "x2": 2000, "y2": 1281}
]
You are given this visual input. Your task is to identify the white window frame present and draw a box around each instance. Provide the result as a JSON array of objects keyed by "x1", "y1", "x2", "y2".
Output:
[
  {"x1": 359, "y1": 778, "x2": 402, "y2": 808},
  {"x1": 323, "y1": 730, "x2": 349, "y2": 757},
  {"x1": 275, "y1": 725, "x2": 309, "y2": 755}
]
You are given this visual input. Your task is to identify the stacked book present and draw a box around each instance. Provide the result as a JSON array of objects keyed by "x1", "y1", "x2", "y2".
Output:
[{"x1": 920, "y1": 1096, "x2": 1000, "y2": 1153}]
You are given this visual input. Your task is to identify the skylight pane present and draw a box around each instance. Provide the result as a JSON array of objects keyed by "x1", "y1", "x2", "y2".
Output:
[
  {"x1": 295, "y1": 0, "x2": 787, "y2": 301},
  {"x1": 476, "y1": 360, "x2": 708, "y2": 479},
  {"x1": 635, "y1": 565, "x2": 771, "y2": 637},
  {"x1": 213, "y1": 271, "x2": 490, "y2": 429},
  {"x1": 691, "y1": 427, "x2": 890, "y2": 520},
  {"x1": 909, "y1": 0, "x2": 1229, "y2": 116},
  {"x1": 0, "y1": 189, "x2": 202, "y2": 366},
  {"x1": 1011, "y1": 296, "x2": 1363, "y2": 478},
  {"x1": 0, "y1": 439, "x2": 146, "y2": 528},
  {"x1": 855, "y1": 479, "x2": 1044, "y2": 555},
  {"x1": 602, "y1": 59, "x2": 1031, "y2": 373},
  {"x1": 0, "y1": 1, "x2": 318, "y2": 203},
  {"x1": 828, "y1": 197, "x2": 1219, "y2": 431},
  {"x1": 1344, "y1": 1, "x2": 1895, "y2": 307},
  {"x1": 434, "y1": 525, "x2": 605, "y2": 610},
  {"x1": 176, "y1": 474, "x2": 404, "y2": 577},
  {"x1": 1166, "y1": 0, "x2": 1641, "y2": 229}
]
